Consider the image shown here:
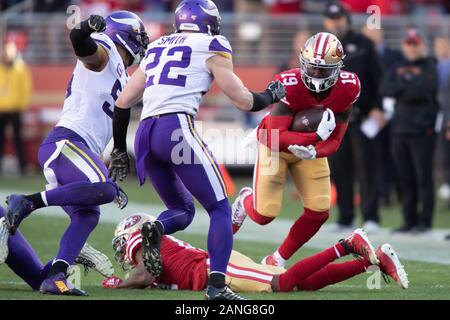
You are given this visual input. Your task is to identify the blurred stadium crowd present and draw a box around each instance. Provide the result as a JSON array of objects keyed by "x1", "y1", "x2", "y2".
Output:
[{"x1": 0, "y1": 1, "x2": 449, "y2": 234}]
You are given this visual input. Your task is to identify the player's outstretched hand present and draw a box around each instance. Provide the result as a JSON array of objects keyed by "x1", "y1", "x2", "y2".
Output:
[
  {"x1": 102, "y1": 276, "x2": 123, "y2": 289},
  {"x1": 109, "y1": 149, "x2": 130, "y2": 182},
  {"x1": 316, "y1": 108, "x2": 336, "y2": 141},
  {"x1": 266, "y1": 80, "x2": 286, "y2": 103},
  {"x1": 114, "y1": 186, "x2": 128, "y2": 210},
  {"x1": 288, "y1": 144, "x2": 317, "y2": 160},
  {"x1": 87, "y1": 15, "x2": 106, "y2": 33}
]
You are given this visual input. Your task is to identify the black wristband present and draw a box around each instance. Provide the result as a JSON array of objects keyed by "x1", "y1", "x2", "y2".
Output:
[
  {"x1": 250, "y1": 90, "x2": 274, "y2": 112},
  {"x1": 70, "y1": 20, "x2": 98, "y2": 57},
  {"x1": 113, "y1": 107, "x2": 131, "y2": 152}
]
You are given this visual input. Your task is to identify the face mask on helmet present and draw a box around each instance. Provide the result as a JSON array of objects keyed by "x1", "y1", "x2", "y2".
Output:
[
  {"x1": 300, "y1": 56, "x2": 342, "y2": 93},
  {"x1": 112, "y1": 234, "x2": 131, "y2": 271}
]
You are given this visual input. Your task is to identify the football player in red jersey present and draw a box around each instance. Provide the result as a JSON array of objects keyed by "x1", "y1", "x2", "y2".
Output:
[
  {"x1": 231, "y1": 32, "x2": 361, "y2": 268},
  {"x1": 102, "y1": 214, "x2": 408, "y2": 293}
]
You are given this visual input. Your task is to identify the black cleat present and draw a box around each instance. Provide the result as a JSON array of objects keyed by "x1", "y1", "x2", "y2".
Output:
[
  {"x1": 141, "y1": 221, "x2": 163, "y2": 277},
  {"x1": 205, "y1": 285, "x2": 246, "y2": 300}
]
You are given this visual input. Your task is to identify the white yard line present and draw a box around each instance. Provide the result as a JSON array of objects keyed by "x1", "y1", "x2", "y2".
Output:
[{"x1": 1, "y1": 189, "x2": 449, "y2": 265}]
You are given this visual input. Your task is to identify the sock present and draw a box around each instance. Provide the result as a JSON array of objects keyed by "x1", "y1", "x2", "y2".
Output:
[
  {"x1": 24, "y1": 193, "x2": 46, "y2": 210},
  {"x1": 278, "y1": 208, "x2": 329, "y2": 260},
  {"x1": 44, "y1": 181, "x2": 118, "y2": 207},
  {"x1": 277, "y1": 244, "x2": 345, "y2": 292},
  {"x1": 154, "y1": 220, "x2": 165, "y2": 234},
  {"x1": 243, "y1": 194, "x2": 274, "y2": 225},
  {"x1": 206, "y1": 199, "x2": 233, "y2": 276},
  {"x1": 298, "y1": 259, "x2": 371, "y2": 291},
  {"x1": 209, "y1": 272, "x2": 226, "y2": 289},
  {"x1": 48, "y1": 260, "x2": 69, "y2": 277}
]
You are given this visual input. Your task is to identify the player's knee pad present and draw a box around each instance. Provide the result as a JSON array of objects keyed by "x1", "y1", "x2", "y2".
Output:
[
  {"x1": 182, "y1": 201, "x2": 196, "y2": 227},
  {"x1": 304, "y1": 195, "x2": 331, "y2": 212}
]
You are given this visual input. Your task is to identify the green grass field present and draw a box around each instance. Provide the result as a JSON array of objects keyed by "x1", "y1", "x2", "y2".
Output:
[{"x1": 0, "y1": 175, "x2": 449, "y2": 300}]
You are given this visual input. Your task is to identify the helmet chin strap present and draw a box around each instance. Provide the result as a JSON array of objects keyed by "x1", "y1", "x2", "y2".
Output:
[{"x1": 310, "y1": 78, "x2": 324, "y2": 93}]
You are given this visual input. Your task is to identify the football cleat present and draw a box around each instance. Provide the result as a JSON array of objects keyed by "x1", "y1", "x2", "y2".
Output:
[
  {"x1": 205, "y1": 285, "x2": 246, "y2": 300},
  {"x1": 39, "y1": 272, "x2": 88, "y2": 296},
  {"x1": 231, "y1": 187, "x2": 252, "y2": 234},
  {"x1": 141, "y1": 221, "x2": 163, "y2": 277},
  {"x1": 75, "y1": 243, "x2": 114, "y2": 277},
  {"x1": 5, "y1": 194, "x2": 34, "y2": 235},
  {"x1": 377, "y1": 244, "x2": 409, "y2": 289},
  {"x1": 261, "y1": 253, "x2": 285, "y2": 268},
  {"x1": 340, "y1": 228, "x2": 379, "y2": 265},
  {"x1": 0, "y1": 218, "x2": 9, "y2": 264}
]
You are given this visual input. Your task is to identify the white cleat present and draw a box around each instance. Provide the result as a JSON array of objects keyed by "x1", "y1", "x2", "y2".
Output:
[
  {"x1": 231, "y1": 187, "x2": 252, "y2": 234},
  {"x1": 377, "y1": 243, "x2": 409, "y2": 289},
  {"x1": 75, "y1": 243, "x2": 114, "y2": 277},
  {"x1": 0, "y1": 218, "x2": 9, "y2": 264}
]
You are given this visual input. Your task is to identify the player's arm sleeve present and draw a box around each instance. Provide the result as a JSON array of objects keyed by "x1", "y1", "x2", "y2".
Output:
[
  {"x1": 315, "y1": 107, "x2": 352, "y2": 157},
  {"x1": 265, "y1": 102, "x2": 319, "y2": 151},
  {"x1": 70, "y1": 21, "x2": 108, "y2": 70}
]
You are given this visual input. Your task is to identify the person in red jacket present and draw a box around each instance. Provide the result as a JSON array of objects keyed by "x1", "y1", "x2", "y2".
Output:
[{"x1": 231, "y1": 32, "x2": 360, "y2": 268}]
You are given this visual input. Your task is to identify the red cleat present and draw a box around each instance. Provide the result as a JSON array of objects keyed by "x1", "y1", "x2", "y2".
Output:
[
  {"x1": 377, "y1": 244, "x2": 409, "y2": 289},
  {"x1": 341, "y1": 228, "x2": 379, "y2": 265},
  {"x1": 231, "y1": 187, "x2": 252, "y2": 234}
]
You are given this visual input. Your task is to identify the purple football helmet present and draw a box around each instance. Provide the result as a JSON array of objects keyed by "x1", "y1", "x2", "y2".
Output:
[
  {"x1": 174, "y1": 0, "x2": 221, "y2": 36},
  {"x1": 105, "y1": 11, "x2": 149, "y2": 66}
]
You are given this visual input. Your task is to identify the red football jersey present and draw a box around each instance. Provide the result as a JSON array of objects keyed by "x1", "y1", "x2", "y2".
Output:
[
  {"x1": 126, "y1": 232, "x2": 208, "y2": 291},
  {"x1": 275, "y1": 68, "x2": 360, "y2": 115},
  {"x1": 257, "y1": 68, "x2": 360, "y2": 155}
]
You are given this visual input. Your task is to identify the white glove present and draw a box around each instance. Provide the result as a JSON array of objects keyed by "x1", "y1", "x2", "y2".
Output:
[
  {"x1": 288, "y1": 144, "x2": 317, "y2": 160},
  {"x1": 316, "y1": 108, "x2": 336, "y2": 141}
]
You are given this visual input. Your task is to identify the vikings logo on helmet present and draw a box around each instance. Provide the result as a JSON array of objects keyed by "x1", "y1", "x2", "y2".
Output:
[
  {"x1": 104, "y1": 11, "x2": 149, "y2": 66},
  {"x1": 174, "y1": 0, "x2": 221, "y2": 36}
]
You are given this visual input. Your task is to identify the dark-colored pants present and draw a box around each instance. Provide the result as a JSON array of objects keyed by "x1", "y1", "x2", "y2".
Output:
[
  {"x1": 0, "y1": 112, "x2": 27, "y2": 174},
  {"x1": 392, "y1": 133, "x2": 436, "y2": 228},
  {"x1": 329, "y1": 123, "x2": 379, "y2": 225}
]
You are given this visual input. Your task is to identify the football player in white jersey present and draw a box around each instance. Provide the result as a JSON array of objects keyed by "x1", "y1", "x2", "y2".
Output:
[
  {"x1": 108, "y1": 0, "x2": 286, "y2": 300},
  {"x1": 0, "y1": 11, "x2": 148, "y2": 296}
]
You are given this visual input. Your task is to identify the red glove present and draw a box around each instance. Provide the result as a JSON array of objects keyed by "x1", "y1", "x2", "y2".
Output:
[{"x1": 102, "y1": 276, "x2": 123, "y2": 289}]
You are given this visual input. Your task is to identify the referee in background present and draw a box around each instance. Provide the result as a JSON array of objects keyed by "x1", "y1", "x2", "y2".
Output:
[{"x1": 323, "y1": 2, "x2": 384, "y2": 233}]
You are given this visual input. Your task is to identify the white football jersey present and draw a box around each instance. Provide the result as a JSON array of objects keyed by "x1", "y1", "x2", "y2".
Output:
[
  {"x1": 57, "y1": 33, "x2": 128, "y2": 155},
  {"x1": 139, "y1": 32, "x2": 232, "y2": 119}
]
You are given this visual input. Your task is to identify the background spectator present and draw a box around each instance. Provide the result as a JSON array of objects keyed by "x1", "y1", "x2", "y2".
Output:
[
  {"x1": 362, "y1": 26, "x2": 404, "y2": 206},
  {"x1": 0, "y1": 41, "x2": 32, "y2": 176},
  {"x1": 263, "y1": 0, "x2": 302, "y2": 14},
  {"x1": 434, "y1": 36, "x2": 450, "y2": 208},
  {"x1": 323, "y1": 1, "x2": 384, "y2": 233},
  {"x1": 380, "y1": 29, "x2": 439, "y2": 233}
]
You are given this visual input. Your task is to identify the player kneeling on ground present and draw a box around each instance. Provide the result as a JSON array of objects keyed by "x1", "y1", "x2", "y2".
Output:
[{"x1": 102, "y1": 214, "x2": 409, "y2": 295}]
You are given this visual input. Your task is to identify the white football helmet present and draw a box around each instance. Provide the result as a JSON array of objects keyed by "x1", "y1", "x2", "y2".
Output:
[
  {"x1": 112, "y1": 213, "x2": 156, "y2": 270},
  {"x1": 299, "y1": 32, "x2": 345, "y2": 92}
]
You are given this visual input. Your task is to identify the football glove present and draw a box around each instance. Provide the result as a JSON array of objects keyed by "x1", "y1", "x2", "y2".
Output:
[
  {"x1": 266, "y1": 80, "x2": 286, "y2": 103},
  {"x1": 109, "y1": 149, "x2": 130, "y2": 182},
  {"x1": 316, "y1": 108, "x2": 336, "y2": 141},
  {"x1": 288, "y1": 144, "x2": 317, "y2": 160},
  {"x1": 114, "y1": 187, "x2": 128, "y2": 210},
  {"x1": 102, "y1": 276, "x2": 123, "y2": 289},
  {"x1": 87, "y1": 15, "x2": 106, "y2": 33}
]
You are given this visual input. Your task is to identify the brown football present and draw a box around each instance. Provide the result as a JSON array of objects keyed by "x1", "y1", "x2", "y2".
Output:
[{"x1": 290, "y1": 107, "x2": 326, "y2": 132}]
